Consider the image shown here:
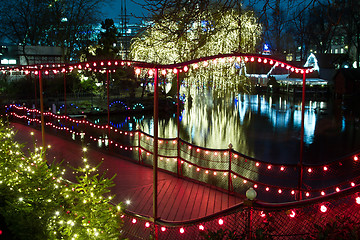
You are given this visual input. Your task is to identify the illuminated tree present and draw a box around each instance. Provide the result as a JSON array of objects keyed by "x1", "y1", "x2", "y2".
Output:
[
  {"x1": 130, "y1": 8, "x2": 261, "y2": 93},
  {"x1": 130, "y1": 8, "x2": 261, "y2": 64},
  {"x1": 0, "y1": 121, "x2": 124, "y2": 239}
]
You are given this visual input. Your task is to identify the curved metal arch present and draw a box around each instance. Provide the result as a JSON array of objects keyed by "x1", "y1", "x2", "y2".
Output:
[{"x1": 0, "y1": 53, "x2": 313, "y2": 74}]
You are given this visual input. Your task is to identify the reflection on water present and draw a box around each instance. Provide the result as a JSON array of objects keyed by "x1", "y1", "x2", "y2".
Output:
[{"x1": 92, "y1": 87, "x2": 360, "y2": 165}]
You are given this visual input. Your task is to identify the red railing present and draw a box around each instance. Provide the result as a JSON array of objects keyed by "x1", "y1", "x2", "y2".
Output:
[
  {"x1": 121, "y1": 185, "x2": 360, "y2": 239},
  {"x1": 5, "y1": 104, "x2": 360, "y2": 204}
]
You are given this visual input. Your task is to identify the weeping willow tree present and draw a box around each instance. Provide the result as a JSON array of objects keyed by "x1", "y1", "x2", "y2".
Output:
[{"x1": 130, "y1": 7, "x2": 262, "y2": 93}]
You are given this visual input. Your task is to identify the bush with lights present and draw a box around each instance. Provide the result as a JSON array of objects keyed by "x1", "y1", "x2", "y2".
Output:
[{"x1": 0, "y1": 120, "x2": 124, "y2": 239}]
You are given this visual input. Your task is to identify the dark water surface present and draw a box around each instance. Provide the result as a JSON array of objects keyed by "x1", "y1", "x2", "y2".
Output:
[{"x1": 91, "y1": 88, "x2": 360, "y2": 165}]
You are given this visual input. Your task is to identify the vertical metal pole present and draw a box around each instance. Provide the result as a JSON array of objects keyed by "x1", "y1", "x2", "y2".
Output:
[
  {"x1": 153, "y1": 68, "x2": 159, "y2": 239},
  {"x1": 64, "y1": 72, "x2": 67, "y2": 115},
  {"x1": 33, "y1": 74, "x2": 37, "y2": 108},
  {"x1": 38, "y1": 71, "x2": 46, "y2": 151},
  {"x1": 298, "y1": 71, "x2": 306, "y2": 200},
  {"x1": 106, "y1": 70, "x2": 111, "y2": 149},
  {"x1": 138, "y1": 126, "x2": 142, "y2": 164},
  {"x1": 228, "y1": 143, "x2": 233, "y2": 192},
  {"x1": 176, "y1": 70, "x2": 181, "y2": 177},
  {"x1": 107, "y1": 70, "x2": 110, "y2": 126}
]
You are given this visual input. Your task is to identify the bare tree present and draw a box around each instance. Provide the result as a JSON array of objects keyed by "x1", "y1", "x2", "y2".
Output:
[{"x1": 0, "y1": 0, "x2": 107, "y2": 62}]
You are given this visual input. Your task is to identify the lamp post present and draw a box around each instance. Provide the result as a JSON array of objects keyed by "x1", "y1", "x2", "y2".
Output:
[{"x1": 246, "y1": 187, "x2": 257, "y2": 240}]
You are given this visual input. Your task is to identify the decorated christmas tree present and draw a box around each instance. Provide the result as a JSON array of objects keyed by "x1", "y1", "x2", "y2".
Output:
[{"x1": 0, "y1": 120, "x2": 124, "y2": 239}]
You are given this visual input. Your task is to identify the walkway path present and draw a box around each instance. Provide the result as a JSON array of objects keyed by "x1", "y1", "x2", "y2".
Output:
[{"x1": 11, "y1": 123, "x2": 243, "y2": 221}]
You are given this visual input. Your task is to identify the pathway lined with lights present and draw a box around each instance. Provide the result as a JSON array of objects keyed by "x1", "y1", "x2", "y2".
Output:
[{"x1": 11, "y1": 122, "x2": 243, "y2": 221}]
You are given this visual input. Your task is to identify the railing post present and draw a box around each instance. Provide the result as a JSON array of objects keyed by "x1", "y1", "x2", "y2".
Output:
[{"x1": 228, "y1": 143, "x2": 233, "y2": 192}]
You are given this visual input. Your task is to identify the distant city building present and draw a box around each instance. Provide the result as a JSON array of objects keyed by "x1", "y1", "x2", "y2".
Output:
[
  {"x1": 0, "y1": 45, "x2": 64, "y2": 66},
  {"x1": 0, "y1": 45, "x2": 64, "y2": 81}
]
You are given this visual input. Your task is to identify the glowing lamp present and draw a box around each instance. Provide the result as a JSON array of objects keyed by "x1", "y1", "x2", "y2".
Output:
[
  {"x1": 131, "y1": 218, "x2": 137, "y2": 224},
  {"x1": 161, "y1": 69, "x2": 167, "y2": 75},
  {"x1": 246, "y1": 187, "x2": 257, "y2": 200},
  {"x1": 145, "y1": 222, "x2": 150, "y2": 228},
  {"x1": 289, "y1": 210, "x2": 296, "y2": 218},
  {"x1": 255, "y1": 162, "x2": 260, "y2": 167},
  {"x1": 321, "y1": 191, "x2": 325, "y2": 196},
  {"x1": 161, "y1": 227, "x2": 166, "y2": 232},
  {"x1": 148, "y1": 69, "x2": 154, "y2": 76},
  {"x1": 199, "y1": 225, "x2": 204, "y2": 230},
  {"x1": 260, "y1": 211, "x2": 266, "y2": 217},
  {"x1": 280, "y1": 166, "x2": 285, "y2": 171},
  {"x1": 244, "y1": 57, "x2": 249, "y2": 62},
  {"x1": 354, "y1": 156, "x2": 359, "y2": 161},
  {"x1": 351, "y1": 182, "x2": 355, "y2": 187},
  {"x1": 308, "y1": 168, "x2": 312, "y2": 173},
  {"x1": 356, "y1": 197, "x2": 360, "y2": 205},
  {"x1": 336, "y1": 187, "x2": 340, "y2": 192},
  {"x1": 258, "y1": 58, "x2": 262, "y2": 63},
  {"x1": 193, "y1": 63, "x2": 199, "y2": 69},
  {"x1": 320, "y1": 205, "x2": 327, "y2": 213},
  {"x1": 203, "y1": 61, "x2": 208, "y2": 67},
  {"x1": 323, "y1": 166, "x2": 328, "y2": 171},
  {"x1": 179, "y1": 228, "x2": 185, "y2": 234},
  {"x1": 183, "y1": 66, "x2": 189, "y2": 72},
  {"x1": 250, "y1": 57, "x2": 254, "y2": 62},
  {"x1": 218, "y1": 219, "x2": 224, "y2": 225},
  {"x1": 173, "y1": 68, "x2": 178, "y2": 74}
]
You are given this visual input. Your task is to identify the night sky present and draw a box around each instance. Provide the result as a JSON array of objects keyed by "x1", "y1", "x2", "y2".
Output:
[{"x1": 101, "y1": 0, "x2": 148, "y2": 24}]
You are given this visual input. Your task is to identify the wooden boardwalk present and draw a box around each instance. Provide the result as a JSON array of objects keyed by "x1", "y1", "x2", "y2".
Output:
[{"x1": 12, "y1": 123, "x2": 243, "y2": 221}]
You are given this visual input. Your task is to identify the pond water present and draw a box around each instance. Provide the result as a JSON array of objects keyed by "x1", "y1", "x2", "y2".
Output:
[{"x1": 90, "y1": 87, "x2": 360, "y2": 165}]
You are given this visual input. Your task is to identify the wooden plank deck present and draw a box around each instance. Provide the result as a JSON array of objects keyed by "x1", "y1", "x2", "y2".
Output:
[{"x1": 12, "y1": 123, "x2": 243, "y2": 221}]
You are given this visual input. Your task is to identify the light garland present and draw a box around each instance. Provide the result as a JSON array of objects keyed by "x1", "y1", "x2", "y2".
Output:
[{"x1": 7, "y1": 105, "x2": 360, "y2": 199}]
